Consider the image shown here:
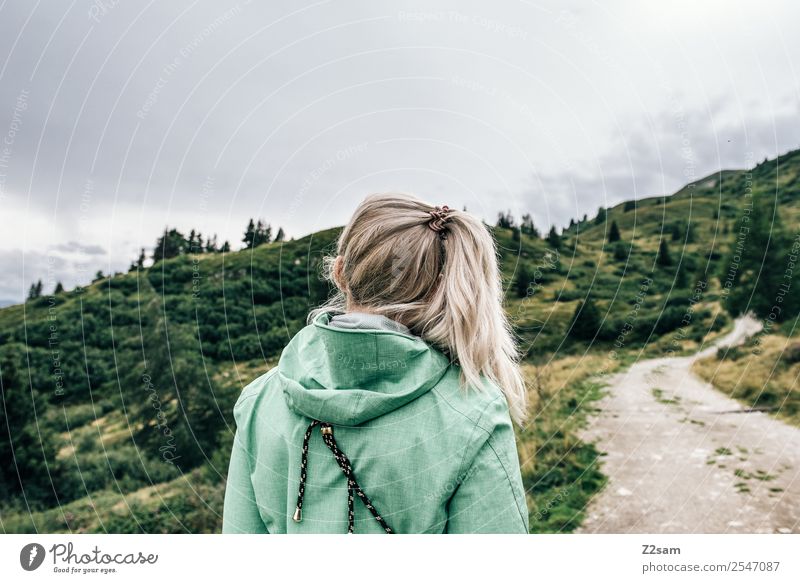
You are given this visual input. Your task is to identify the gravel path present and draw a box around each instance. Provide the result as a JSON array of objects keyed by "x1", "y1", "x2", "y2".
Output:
[{"x1": 579, "y1": 316, "x2": 800, "y2": 533}]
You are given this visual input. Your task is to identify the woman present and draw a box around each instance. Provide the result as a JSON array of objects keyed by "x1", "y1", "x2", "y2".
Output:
[{"x1": 222, "y1": 193, "x2": 529, "y2": 533}]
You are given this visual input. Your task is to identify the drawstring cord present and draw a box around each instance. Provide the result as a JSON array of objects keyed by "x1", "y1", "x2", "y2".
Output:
[{"x1": 293, "y1": 420, "x2": 393, "y2": 534}]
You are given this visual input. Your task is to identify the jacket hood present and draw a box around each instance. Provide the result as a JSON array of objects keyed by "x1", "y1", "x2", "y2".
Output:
[{"x1": 278, "y1": 312, "x2": 452, "y2": 426}]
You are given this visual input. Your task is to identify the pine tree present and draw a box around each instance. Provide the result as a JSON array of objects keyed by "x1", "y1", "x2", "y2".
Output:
[
  {"x1": 274, "y1": 227, "x2": 285, "y2": 243},
  {"x1": 515, "y1": 263, "x2": 532, "y2": 298},
  {"x1": 657, "y1": 239, "x2": 672, "y2": 267},
  {"x1": 152, "y1": 228, "x2": 187, "y2": 262},
  {"x1": 546, "y1": 226, "x2": 561, "y2": 249},
  {"x1": 35, "y1": 280, "x2": 43, "y2": 296},
  {"x1": 675, "y1": 263, "x2": 688, "y2": 288},
  {"x1": 254, "y1": 220, "x2": 272, "y2": 246},
  {"x1": 608, "y1": 220, "x2": 621, "y2": 242},
  {"x1": 129, "y1": 248, "x2": 146, "y2": 272},
  {"x1": 595, "y1": 207, "x2": 607, "y2": 225},
  {"x1": 520, "y1": 213, "x2": 538, "y2": 237},
  {"x1": 685, "y1": 223, "x2": 695, "y2": 243},
  {"x1": 568, "y1": 298, "x2": 603, "y2": 340},
  {"x1": 496, "y1": 210, "x2": 515, "y2": 229},
  {"x1": 670, "y1": 222, "x2": 695, "y2": 244},
  {"x1": 54, "y1": 282, "x2": 64, "y2": 294},
  {"x1": 27, "y1": 282, "x2": 39, "y2": 300},
  {"x1": 242, "y1": 218, "x2": 256, "y2": 249},
  {"x1": 220, "y1": 240, "x2": 231, "y2": 253},
  {"x1": 205, "y1": 234, "x2": 218, "y2": 253},
  {"x1": 612, "y1": 242, "x2": 628, "y2": 261}
]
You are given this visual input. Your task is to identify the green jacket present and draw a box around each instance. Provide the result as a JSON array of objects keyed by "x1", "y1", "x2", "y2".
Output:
[{"x1": 222, "y1": 312, "x2": 529, "y2": 534}]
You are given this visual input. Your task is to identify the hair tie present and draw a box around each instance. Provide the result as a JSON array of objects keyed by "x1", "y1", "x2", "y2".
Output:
[{"x1": 427, "y1": 205, "x2": 452, "y2": 239}]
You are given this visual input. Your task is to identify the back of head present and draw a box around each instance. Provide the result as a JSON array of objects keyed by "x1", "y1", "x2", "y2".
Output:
[{"x1": 312, "y1": 193, "x2": 527, "y2": 424}]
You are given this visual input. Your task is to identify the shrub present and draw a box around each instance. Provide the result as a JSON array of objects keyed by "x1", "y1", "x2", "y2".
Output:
[
  {"x1": 612, "y1": 242, "x2": 629, "y2": 261},
  {"x1": 608, "y1": 221, "x2": 621, "y2": 242},
  {"x1": 783, "y1": 342, "x2": 800, "y2": 364},
  {"x1": 709, "y1": 312, "x2": 729, "y2": 331},
  {"x1": 568, "y1": 299, "x2": 603, "y2": 341},
  {"x1": 717, "y1": 346, "x2": 743, "y2": 361}
]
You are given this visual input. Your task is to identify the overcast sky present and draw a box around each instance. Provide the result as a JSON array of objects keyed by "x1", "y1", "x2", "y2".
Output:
[{"x1": 1, "y1": 0, "x2": 798, "y2": 303}]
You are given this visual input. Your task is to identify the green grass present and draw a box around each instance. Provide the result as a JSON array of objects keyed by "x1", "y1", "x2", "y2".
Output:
[
  {"x1": 516, "y1": 355, "x2": 625, "y2": 533},
  {"x1": 0, "y1": 467, "x2": 225, "y2": 534},
  {"x1": 651, "y1": 387, "x2": 681, "y2": 406}
]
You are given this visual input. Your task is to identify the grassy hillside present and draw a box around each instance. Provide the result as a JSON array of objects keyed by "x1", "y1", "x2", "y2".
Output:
[{"x1": 2, "y1": 148, "x2": 800, "y2": 533}]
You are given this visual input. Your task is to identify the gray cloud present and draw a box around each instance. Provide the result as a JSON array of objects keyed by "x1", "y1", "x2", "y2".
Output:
[
  {"x1": 524, "y1": 97, "x2": 800, "y2": 231},
  {"x1": 0, "y1": 246, "x2": 125, "y2": 303},
  {"x1": 1, "y1": 0, "x2": 799, "y2": 300},
  {"x1": 51, "y1": 241, "x2": 106, "y2": 255}
]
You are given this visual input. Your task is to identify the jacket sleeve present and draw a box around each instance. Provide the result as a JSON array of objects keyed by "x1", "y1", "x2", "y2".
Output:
[
  {"x1": 222, "y1": 392, "x2": 269, "y2": 534},
  {"x1": 445, "y1": 401, "x2": 529, "y2": 534}
]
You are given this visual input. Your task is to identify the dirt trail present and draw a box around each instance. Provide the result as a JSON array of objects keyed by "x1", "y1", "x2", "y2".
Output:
[{"x1": 579, "y1": 316, "x2": 800, "y2": 533}]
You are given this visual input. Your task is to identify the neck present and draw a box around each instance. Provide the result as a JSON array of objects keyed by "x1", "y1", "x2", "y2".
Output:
[
  {"x1": 343, "y1": 302, "x2": 410, "y2": 329},
  {"x1": 345, "y1": 301, "x2": 376, "y2": 314}
]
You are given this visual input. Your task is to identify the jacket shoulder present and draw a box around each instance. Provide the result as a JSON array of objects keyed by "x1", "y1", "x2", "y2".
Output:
[
  {"x1": 233, "y1": 367, "x2": 280, "y2": 420},
  {"x1": 430, "y1": 369, "x2": 524, "y2": 524},
  {"x1": 430, "y1": 367, "x2": 512, "y2": 435}
]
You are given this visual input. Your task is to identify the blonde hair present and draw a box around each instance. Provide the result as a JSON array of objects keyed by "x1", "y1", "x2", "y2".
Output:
[{"x1": 311, "y1": 193, "x2": 527, "y2": 424}]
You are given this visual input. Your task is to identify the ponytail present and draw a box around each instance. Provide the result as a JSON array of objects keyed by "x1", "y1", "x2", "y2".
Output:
[{"x1": 311, "y1": 193, "x2": 528, "y2": 424}]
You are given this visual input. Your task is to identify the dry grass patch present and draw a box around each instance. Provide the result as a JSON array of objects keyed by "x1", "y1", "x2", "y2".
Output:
[{"x1": 692, "y1": 333, "x2": 800, "y2": 426}]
